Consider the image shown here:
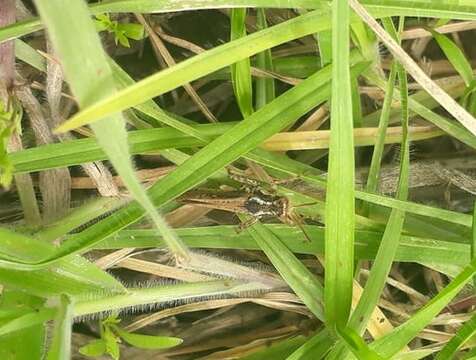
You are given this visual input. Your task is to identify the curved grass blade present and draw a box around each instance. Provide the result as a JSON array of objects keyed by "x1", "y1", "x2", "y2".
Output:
[
  {"x1": 33, "y1": 0, "x2": 189, "y2": 260},
  {"x1": 325, "y1": 0, "x2": 354, "y2": 330}
]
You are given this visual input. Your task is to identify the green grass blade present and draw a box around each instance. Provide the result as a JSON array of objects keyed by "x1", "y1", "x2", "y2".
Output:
[
  {"x1": 243, "y1": 335, "x2": 307, "y2": 360},
  {"x1": 349, "y1": 15, "x2": 410, "y2": 334},
  {"x1": 46, "y1": 295, "x2": 73, "y2": 360},
  {"x1": 436, "y1": 311, "x2": 476, "y2": 359},
  {"x1": 99, "y1": 225, "x2": 471, "y2": 266},
  {"x1": 255, "y1": 9, "x2": 275, "y2": 109},
  {"x1": 245, "y1": 149, "x2": 472, "y2": 227},
  {"x1": 365, "y1": 69, "x2": 476, "y2": 150},
  {"x1": 364, "y1": 64, "x2": 397, "y2": 198},
  {"x1": 337, "y1": 326, "x2": 384, "y2": 360},
  {"x1": 429, "y1": 28, "x2": 474, "y2": 87},
  {"x1": 3, "y1": 1, "x2": 476, "y2": 46},
  {"x1": 287, "y1": 329, "x2": 333, "y2": 359},
  {"x1": 33, "y1": 0, "x2": 189, "y2": 259},
  {"x1": 230, "y1": 8, "x2": 254, "y2": 117},
  {"x1": 473, "y1": 202, "x2": 476, "y2": 288},
  {"x1": 370, "y1": 258, "x2": 476, "y2": 358},
  {"x1": 243, "y1": 218, "x2": 324, "y2": 320},
  {"x1": 325, "y1": 0, "x2": 355, "y2": 330},
  {"x1": 3, "y1": 59, "x2": 341, "y2": 268}
]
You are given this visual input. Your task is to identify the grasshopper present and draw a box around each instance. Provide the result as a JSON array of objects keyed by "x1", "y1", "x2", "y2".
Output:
[{"x1": 179, "y1": 171, "x2": 312, "y2": 241}]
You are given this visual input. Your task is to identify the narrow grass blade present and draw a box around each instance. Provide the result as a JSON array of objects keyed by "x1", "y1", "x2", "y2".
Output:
[
  {"x1": 100, "y1": 225, "x2": 472, "y2": 267},
  {"x1": 3, "y1": 2, "x2": 476, "y2": 46},
  {"x1": 429, "y1": 28, "x2": 474, "y2": 87},
  {"x1": 255, "y1": 9, "x2": 275, "y2": 109},
  {"x1": 325, "y1": 0, "x2": 355, "y2": 330},
  {"x1": 364, "y1": 70, "x2": 476, "y2": 151},
  {"x1": 33, "y1": 0, "x2": 189, "y2": 259},
  {"x1": 350, "y1": 0, "x2": 476, "y2": 137},
  {"x1": 46, "y1": 295, "x2": 73, "y2": 360},
  {"x1": 243, "y1": 218, "x2": 324, "y2": 320},
  {"x1": 231, "y1": 8, "x2": 253, "y2": 117},
  {"x1": 337, "y1": 326, "x2": 384, "y2": 360},
  {"x1": 350, "y1": 15, "x2": 410, "y2": 334},
  {"x1": 287, "y1": 329, "x2": 334, "y2": 359},
  {"x1": 369, "y1": 258, "x2": 476, "y2": 358},
  {"x1": 42, "y1": 61, "x2": 347, "y2": 266},
  {"x1": 436, "y1": 311, "x2": 476, "y2": 359},
  {"x1": 364, "y1": 64, "x2": 397, "y2": 198},
  {"x1": 245, "y1": 149, "x2": 473, "y2": 228},
  {"x1": 473, "y1": 202, "x2": 476, "y2": 288}
]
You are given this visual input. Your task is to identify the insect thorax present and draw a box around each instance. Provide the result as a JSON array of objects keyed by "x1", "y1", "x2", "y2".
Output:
[{"x1": 244, "y1": 192, "x2": 288, "y2": 218}]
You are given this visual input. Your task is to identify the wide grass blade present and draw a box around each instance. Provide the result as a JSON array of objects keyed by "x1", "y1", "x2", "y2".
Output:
[{"x1": 325, "y1": 0, "x2": 355, "y2": 330}]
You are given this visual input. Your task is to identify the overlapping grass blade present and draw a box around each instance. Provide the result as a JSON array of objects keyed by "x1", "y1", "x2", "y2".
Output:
[
  {"x1": 33, "y1": 0, "x2": 189, "y2": 259},
  {"x1": 2, "y1": 0, "x2": 476, "y2": 46},
  {"x1": 368, "y1": 258, "x2": 476, "y2": 358},
  {"x1": 45, "y1": 295, "x2": 73, "y2": 360},
  {"x1": 99, "y1": 225, "x2": 471, "y2": 266},
  {"x1": 243, "y1": 218, "x2": 324, "y2": 320},
  {"x1": 324, "y1": 0, "x2": 355, "y2": 330},
  {"x1": 230, "y1": 8, "x2": 253, "y2": 117},
  {"x1": 0, "y1": 59, "x2": 347, "y2": 268},
  {"x1": 0, "y1": 227, "x2": 125, "y2": 295},
  {"x1": 365, "y1": 70, "x2": 476, "y2": 150},
  {"x1": 429, "y1": 28, "x2": 474, "y2": 87},
  {"x1": 287, "y1": 328, "x2": 333, "y2": 359},
  {"x1": 436, "y1": 310, "x2": 476, "y2": 359},
  {"x1": 255, "y1": 9, "x2": 275, "y2": 108}
]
